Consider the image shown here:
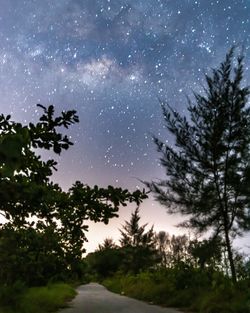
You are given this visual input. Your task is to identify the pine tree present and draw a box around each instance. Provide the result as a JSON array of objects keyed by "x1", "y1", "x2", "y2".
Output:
[
  {"x1": 120, "y1": 207, "x2": 154, "y2": 248},
  {"x1": 119, "y1": 208, "x2": 157, "y2": 273},
  {"x1": 148, "y1": 48, "x2": 250, "y2": 283},
  {"x1": 97, "y1": 238, "x2": 117, "y2": 251}
]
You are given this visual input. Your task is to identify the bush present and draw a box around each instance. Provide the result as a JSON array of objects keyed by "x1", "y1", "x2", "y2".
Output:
[
  {"x1": 103, "y1": 270, "x2": 250, "y2": 312},
  {"x1": 103, "y1": 271, "x2": 175, "y2": 305},
  {"x1": 0, "y1": 281, "x2": 26, "y2": 309},
  {"x1": 0, "y1": 283, "x2": 76, "y2": 313},
  {"x1": 20, "y1": 283, "x2": 76, "y2": 313},
  {"x1": 199, "y1": 281, "x2": 250, "y2": 313}
]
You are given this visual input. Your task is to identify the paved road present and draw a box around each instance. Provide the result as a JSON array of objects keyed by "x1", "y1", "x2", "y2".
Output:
[{"x1": 59, "y1": 283, "x2": 183, "y2": 313}]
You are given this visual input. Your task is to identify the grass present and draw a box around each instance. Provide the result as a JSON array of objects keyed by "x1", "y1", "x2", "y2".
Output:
[
  {"x1": 103, "y1": 270, "x2": 250, "y2": 313},
  {"x1": 0, "y1": 283, "x2": 77, "y2": 313},
  {"x1": 103, "y1": 271, "x2": 177, "y2": 305}
]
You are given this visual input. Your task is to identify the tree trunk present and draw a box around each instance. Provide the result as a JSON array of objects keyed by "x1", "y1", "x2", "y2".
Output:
[{"x1": 224, "y1": 228, "x2": 237, "y2": 283}]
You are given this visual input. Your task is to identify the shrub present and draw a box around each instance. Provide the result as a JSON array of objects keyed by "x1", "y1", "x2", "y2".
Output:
[
  {"x1": 19, "y1": 283, "x2": 76, "y2": 313},
  {"x1": 0, "y1": 281, "x2": 26, "y2": 309},
  {"x1": 0, "y1": 283, "x2": 76, "y2": 313},
  {"x1": 103, "y1": 270, "x2": 250, "y2": 312}
]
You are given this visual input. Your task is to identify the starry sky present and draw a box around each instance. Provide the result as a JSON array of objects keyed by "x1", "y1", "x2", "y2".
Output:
[{"x1": 1, "y1": 0, "x2": 250, "y2": 253}]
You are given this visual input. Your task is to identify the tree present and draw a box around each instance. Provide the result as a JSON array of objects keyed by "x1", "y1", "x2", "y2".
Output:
[
  {"x1": 0, "y1": 223, "x2": 66, "y2": 286},
  {"x1": 86, "y1": 238, "x2": 121, "y2": 278},
  {"x1": 120, "y1": 207, "x2": 154, "y2": 248},
  {"x1": 155, "y1": 232, "x2": 190, "y2": 267},
  {"x1": 98, "y1": 238, "x2": 118, "y2": 251},
  {"x1": 0, "y1": 104, "x2": 80, "y2": 283},
  {"x1": 169, "y1": 234, "x2": 189, "y2": 266},
  {"x1": 148, "y1": 48, "x2": 250, "y2": 283},
  {"x1": 189, "y1": 237, "x2": 223, "y2": 270},
  {"x1": 155, "y1": 231, "x2": 170, "y2": 267},
  {"x1": 0, "y1": 104, "x2": 79, "y2": 225},
  {"x1": 58, "y1": 182, "x2": 147, "y2": 274},
  {"x1": 0, "y1": 104, "x2": 148, "y2": 285},
  {"x1": 119, "y1": 208, "x2": 157, "y2": 273}
]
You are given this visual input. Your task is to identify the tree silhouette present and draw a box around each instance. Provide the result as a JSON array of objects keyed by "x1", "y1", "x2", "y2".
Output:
[
  {"x1": 98, "y1": 238, "x2": 117, "y2": 251},
  {"x1": 86, "y1": 238, "x2": 121, "y2": 278},
  {"x1": 0, "y1": 104, "x2": 148, "y2": 285},
  {"x1": 189, "y1": 237, "x2": 223, "y2": 270},
  {"x1": 148, "y1": 48, "x2": 250, "y2": 283},
  {"x1": 120, "y1": 207, "x2": 154, "y2": 248},
  {"x1": 119, "y1": 208, "x2": 157, "y2": 273},
  {"x1": 155, "y1": 231, "x2": 170, "y2": 267}
]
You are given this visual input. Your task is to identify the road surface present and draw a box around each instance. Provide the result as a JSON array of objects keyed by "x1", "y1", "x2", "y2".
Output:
[{"x1": 59, "y1": 282, "x2": 183, "y2": 313}]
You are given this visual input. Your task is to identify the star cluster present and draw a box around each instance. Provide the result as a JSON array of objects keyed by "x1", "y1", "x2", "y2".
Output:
[{"x1": 1, "y1": 0, "x2": 250, "y2": 251}]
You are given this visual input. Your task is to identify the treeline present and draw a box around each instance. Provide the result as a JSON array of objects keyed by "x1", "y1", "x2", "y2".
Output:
[
  {"x1": 87, "y1": 207, "x2": 248, "y2": 278},
  {"x1": 85, "y1": 208, "x2": 250, "y2": 312},
  {"x1": 86, "y1": 208, "x2": 250, "y2": 281}
]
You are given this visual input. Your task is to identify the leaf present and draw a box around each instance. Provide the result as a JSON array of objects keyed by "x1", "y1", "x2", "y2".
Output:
[
  {"x1": 37, "y1": 103, "x2": 46, "y2": 110},
  {"x1": 53, "y1": 144, "x2": 61, "y2": 154}
]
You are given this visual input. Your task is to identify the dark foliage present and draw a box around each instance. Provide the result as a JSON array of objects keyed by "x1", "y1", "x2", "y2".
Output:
[
  {"x1": 119, "y1": 208, "x2": 159, "y2": 273},
  {"x1": 0, "y1": 104, "x2": 147, "y2": 287},
  {"x1": 147, "y1": 48, "x2": 250, "y2": 283}
]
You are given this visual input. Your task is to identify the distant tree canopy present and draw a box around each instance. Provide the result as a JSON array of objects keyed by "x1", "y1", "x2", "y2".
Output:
[
  {"x1": 0, "y1": 104, "x2": 147, "y2": 285},
  {"x1": 148, "y1": 47, "x2": 250, "y2": 283},
  {"x1": 86, "y1": 219, "x2": 227, "y2": 279},
  {"x1": 98, "y1": 238, "x2": 118, "y2": 251},
  {"x1": 86, "y1": 208, "x2": 159, "y2": 277}
]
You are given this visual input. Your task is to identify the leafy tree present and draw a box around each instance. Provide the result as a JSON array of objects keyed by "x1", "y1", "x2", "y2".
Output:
[
  {"x1": 154, "y1": 231, "x2": 170, "y2": 267},
  {"x1": 155, "y1": 232, "x2": 191, "y2": 267},
  {"x1": 0, "y1": 104, "x2": 79, "y2": 225},
  {"x1": 189, "y1": 237, "x2": 223, "y2": 270},
  {"x1": 0, "y1": 104, "x2": 148, "y2": 285},
  {"x1": 169, "y1": 234, "x2": 190, "y2": 266},
  {"x1": 148, "y1": 48, "x2": 250, "y2": 283},
  {"x1": 0, "y1": 223, "x2": 68, "y2": 286},
  {"x1": 57, "y1": 182, "x2": 147, "y2": 274},
  {"x1": 86, "y1": 239, "x2": 122, "y2": 278}
]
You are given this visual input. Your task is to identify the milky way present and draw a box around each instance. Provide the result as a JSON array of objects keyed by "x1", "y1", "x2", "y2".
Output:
[{"x1": 1, "y1": 0, "x2": 250, "y2": 251}]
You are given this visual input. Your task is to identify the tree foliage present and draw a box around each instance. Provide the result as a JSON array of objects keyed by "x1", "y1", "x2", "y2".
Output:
[
  {"x1": 119, "y1": 208, "x2": 158, "y2": 273},
  {"x1": 0, "y1": 104, "x2": 147, "y2": 285},
  {"x1": 120, "y1": 207, "x2": 154, "y2": 248},
  {"x1": 189, "y1": 236, "x2": 223, "y2": 269},
  {"x1": 98, "y1": 238, "x2": 118, "y2": 251},
  {"x1": 148, "y1": 48, "x2": 250, "y2": 282},
  {"x1": 86, "y1": 245, "x2": 122, "y2": 278},
  {"x1": 86, "y1": 209, "x2": 159, "y2": 276}
]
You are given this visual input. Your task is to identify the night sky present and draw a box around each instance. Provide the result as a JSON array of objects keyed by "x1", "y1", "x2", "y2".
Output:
[{"x1": 1, "y1": 0, "x2": 250, "y2": 252}]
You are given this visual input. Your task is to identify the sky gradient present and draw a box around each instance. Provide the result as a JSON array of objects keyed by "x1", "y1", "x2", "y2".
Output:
[{"x1": 1, "y1": 0, "x2": 250, "y2": 252}]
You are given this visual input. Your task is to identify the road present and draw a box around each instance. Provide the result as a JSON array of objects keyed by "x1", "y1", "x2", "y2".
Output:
[{"x1": 59, "y1": 283, "x2": 183, "y2": 313}]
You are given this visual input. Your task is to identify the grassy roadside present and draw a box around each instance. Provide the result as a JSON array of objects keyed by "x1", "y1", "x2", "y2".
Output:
[
  {"x1": 0, "y1": 283, "x2": 77, "y2": 313},
  {"x1": 102, "y1": 271, "x2": 250, "y2": 313}
]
